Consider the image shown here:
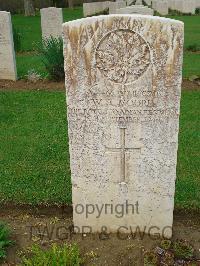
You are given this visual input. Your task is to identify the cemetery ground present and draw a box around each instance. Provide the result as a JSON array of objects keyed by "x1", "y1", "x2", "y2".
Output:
[{"x1": 0, "y1": 8, "x2": 199, "y2": 265}]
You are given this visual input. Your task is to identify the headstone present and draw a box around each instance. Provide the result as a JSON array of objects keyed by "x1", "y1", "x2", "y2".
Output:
[
  {"x1": 0, "y1": 11, "x2": 17, "y2": 81},
  {"x1": 63, "y1": 15, "x2": 184, "y2": 238},
  {"x1": 40, "y1": 7, "x2": 63, "y2": 39},
  {"x1": 196, "y1": 0, "x2": 200, "y2": 8},
  {"x1": 109, "y1": 1, "x2": 127, "y2": 14},
  {"x1": 135, "y1": 0, "x2": 143, "y2": 4},
  {"x1": 144, "y1": 0, "x2": 152, "y2": 6},
  {"x1": 173, "y1": 0, "x2": 196, "y2": 13},
  {"x1": 153, "y1": 0, "x2": 168, "y2": 15},
  {"x1": 83, "y1": 2, "x2": 111, "y2": 17},
  {"x1": 181, "y1": 0, "x2": 196, "y2": 14},
  {"x1": 126, "y1": 0, "x2": 134, "y2": 5},
  {"x1": 115, "y1": 5, "x2": 154, "y2": 15}
]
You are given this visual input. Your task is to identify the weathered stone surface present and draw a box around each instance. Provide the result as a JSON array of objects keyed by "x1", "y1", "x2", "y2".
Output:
[
  {"x1": 115, "y1": 6, "x2": 154, "y2": 15},
  {"x1": 83, "y1": 2, "x2": 111, "y2": 17},
  {"x1": 153, "y1": 0, "x2": 168, "y2": 15},
  {"x1": 172, "y1": 0, "x2": 196, "y2": 14},
  {"x1": 40, "y1": 7, "x2": 63, "y2": 39},
  {"x1": 181, "y1": 0, "x2": 196, "y2": 14},
  {"x1": 135, "y1": 0, "x2": 143, "y2": 4},
  {"x1": 0, "y1": 11, "x2": 17, "y2": 81},
  {"x1": 196, "y1": 0, "x2": 200, "y2": 8},
  {"x1": 63, "y1": 15, "x2": 184, "y2": 238},
  {"x1": 109, "y1": 1, "x2": 126, "y2": 14},
  {"x1": 144, "y1": 0, "x2": 152, "y2": 6},
  {"x1": 126, "y1": 0, "x2": 135, "y2": 6}
]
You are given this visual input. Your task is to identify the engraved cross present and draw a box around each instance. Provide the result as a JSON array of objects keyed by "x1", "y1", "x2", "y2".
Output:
[{"x1": 106, "y1": 118, "x2": 143, "y2": 183}]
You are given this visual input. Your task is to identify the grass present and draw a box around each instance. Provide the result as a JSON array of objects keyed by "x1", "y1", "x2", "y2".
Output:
[
  {"x1": 183, "y1": 52, "x2": 200, "y2": 78},
  {"x1": 176, "y1": 90, "x2": 200, "y2": 210},
  {"x1": 20, "y1": 244, "x2": 82, "y2": 266},
  {"x1": 0, "y1": 90, "x2": 199, "y2": 209},
  {"x1": 12, "y1": 8, "x2": 83, "y2": 52},
  {"x1": 168, "y1": 15, "x2": 200, "y2": 78},
  {"x1": 11, "y1": 10, "x2": 200, "y2": 79},
  {"x1": 0, "y1": 91, "x2": 71, "y2": 205}
]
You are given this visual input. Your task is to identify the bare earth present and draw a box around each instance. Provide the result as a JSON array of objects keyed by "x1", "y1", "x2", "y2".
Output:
[
  {"x1": 0, "y1": 206, "x2": 199, "y2": 265},
  {"x1": 0, "y1": 79, "x2": 199, "y2": 91}
]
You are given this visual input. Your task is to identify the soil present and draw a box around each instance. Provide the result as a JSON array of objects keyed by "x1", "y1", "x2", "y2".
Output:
[
  {"x1": 0, "y1": 206, "x2": 199, "y2": 265},
  {"x1": 0, "y1": 79, "x2": 199, "y2": 92}
]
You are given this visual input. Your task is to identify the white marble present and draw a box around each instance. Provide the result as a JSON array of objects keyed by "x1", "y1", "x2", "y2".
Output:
[
  {"x1": 153, "y1": 0, "x2": 168, "y2": 15},
  {"x1": 83, "y1": 2, "x2": 111, "y2": 17},
  {"x1": 40, "y1": 7, "x2": 63, "y2": 39},
  {"x1": 115, "y1": 5, "x2": 154, "y2": 15},
  {"x1": 63, "y1": 14, "x2": 184, "y2": 238},
  {"x1": 109, "y1": 1, "x2": 126, "y2": 14},
  {"x1": 0, "y1": 11, "x2": 17, "y2": 81}
]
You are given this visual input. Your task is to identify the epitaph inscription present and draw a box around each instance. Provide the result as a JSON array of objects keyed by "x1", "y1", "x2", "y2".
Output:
[{"x1": 63, "y1": 15, "x2": 184, "y2": 238}]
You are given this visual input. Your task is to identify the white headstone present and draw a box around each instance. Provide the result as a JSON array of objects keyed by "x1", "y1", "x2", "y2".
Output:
[
  {"x1": 144, "y1": 0, "x2": 152, "y2": 6},
  {"x1": 173, "y1": 0, "x2": 196, "y2": 13},
  {"x1": 181, "y1": 0, "x2": 196, "y2": 14},
  {"x1": 40, "y1": 7, "x2": 63, "y2": 39},
  {"x1": 135, "y1": 0, "x2": 143, "y2": 4},
  {"x1": 109, "y1": 1, "x2": 127, "y2": 14},
  {"x1": 196, "y1": 0, "x2": 200, "y2": 8},
  {"x1": 83, "y1": 2, "x2": 111, "y2": 17},
  {"x1": 115, "y1": 5, "x2": 154, "y2": 15},
  {"x1": 0, "y1": 11, "x2": 17, "y2": 81},
  {"x1": 63, "y1": 15, "x2": 184, "y2": 238},
  {"x1": 127, "y1": 0, "x2": 134, "y2": 5},
  {"x1": 153, "y1": 0, "x2": 168, "y2": 15}
]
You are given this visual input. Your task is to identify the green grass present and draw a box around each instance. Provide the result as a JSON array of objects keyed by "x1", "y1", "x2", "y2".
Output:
[
  {"x1": 16, "y1": 53, "x2": 47, "y2": 78},
  {"x1": 0, "y1": 91, "x2": 71, "y2": 205},
  {"x1": 11, "y1": 10, "x2": 200, "y2": 79},
  {"x1": 168, "y1": 16, "x2": 200, "y2": 48},
  {"x1": 0, "y1": 91, "x2": 199, "y2": 209},
  {"x1": 12, "y1": 8, "x2": 83, "y2": 52},
  {"x1": 12, "y1": 7, "x2": 83, "y2": 79},
  {"x1": 183, "y1": 52, "x2": 200, "y2": 78},
  {"x1": 175, "y1": 90, "x2": 200, "y2": 210}
]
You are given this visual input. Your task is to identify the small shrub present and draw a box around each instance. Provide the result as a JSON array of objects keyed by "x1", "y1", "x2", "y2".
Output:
[
  {"x1": 0, "y1": 222, "x2": 13, "y2": 261},
  {"x1": 35, "y1": 37, "x2": 64, "y2": 81},
  {"x1": 168, "y1": 8, "x2": 192, "y2": 16},
  {"x1": 160, "y1": 250, "x2": 174, "y2": 265},
  {"x1": 26, "y1": 69, "x2": 42, "y2": 83},
  {"x1": 13, "y1": 26, "x2": 22, "y2": 52},
  {"x1": 160, "y1": 239, "x2": 172, "y2": 250},
  {"x1": 173, "y1": 239, "x2": 194, "y2": 260},
  {"x1": 144, "y1": 251, "x2": 159, "y2": 266},
  {"x1": 195, "y1": 8, "x2": 200, "y2": 15},
  {"x1": 87, "y1": 8, "x2": 109, "y2": 16},
  {"x1": 20, "y1": 243, "x2": 82, "y2": 266}
]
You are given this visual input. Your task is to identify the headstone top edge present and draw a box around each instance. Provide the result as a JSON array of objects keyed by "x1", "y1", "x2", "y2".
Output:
[
  {"x1": 40, "y1": 7, "x2": 62, "y2": 11},
  {"x1": 62, "y1": 14, "x2": 184, "y2": 28},
  {"x1": 0, "y1": 11, "x2": 11, "y2": 15}
]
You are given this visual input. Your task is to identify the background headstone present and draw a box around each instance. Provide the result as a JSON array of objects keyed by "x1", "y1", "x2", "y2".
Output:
[
  {"x1": 83, "y1": 2, "x2": 111, "y2": 17},
  {"x1": 135, "y1": 0, "x2": 143, "y2": 4},
  {"x1": 153, "y1": 0, "x2": 168, "y2": 15},
  {"x1": 115, "y1": 6, "x2": 154, "y2": 15},
  {"x1": 0, "y1": 11, "x2": 17, "y2": 81},
  {"x1": 40, "y1": 7, "x2": 63, "y2": 39},
  {"x1": 63, "y1": 15, "x2": 184, "y2": 238},
  {"x1": 109, "y1": 1, "x2": 127, "y2": 14}
]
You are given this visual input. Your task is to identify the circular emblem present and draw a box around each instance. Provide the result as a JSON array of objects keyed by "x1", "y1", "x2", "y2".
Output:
[{"x1": 95, "y1": 29, "x2": 151, "y2": 84}]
